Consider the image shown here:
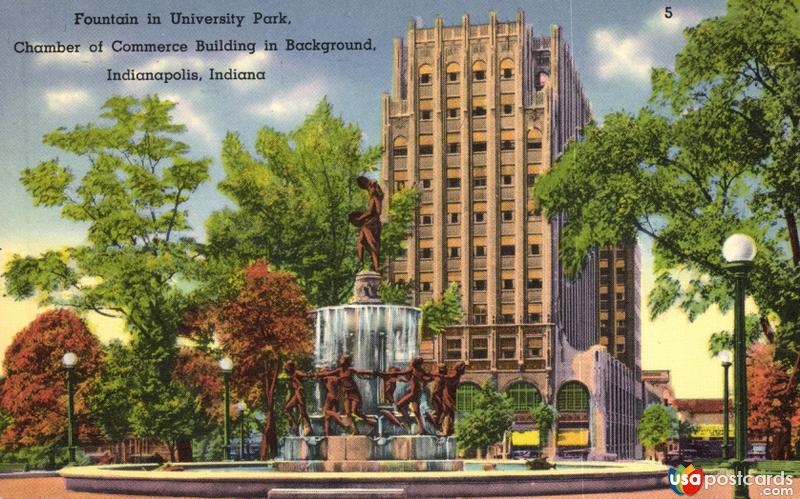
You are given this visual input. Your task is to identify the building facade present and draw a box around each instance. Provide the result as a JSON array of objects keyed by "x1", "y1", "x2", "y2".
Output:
[{"x1": 380, "y1": 11, "x2": 643, "y2": 459}]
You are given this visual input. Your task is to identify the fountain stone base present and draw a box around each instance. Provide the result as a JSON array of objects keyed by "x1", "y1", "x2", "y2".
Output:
[{"x1": 279, "y1": 435, "x2": 457, "y2": 463}]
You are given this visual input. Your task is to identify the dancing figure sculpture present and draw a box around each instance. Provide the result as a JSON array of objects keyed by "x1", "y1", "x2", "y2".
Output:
[
  {"x1": 283, "y1": 360, "x2": 313, "y2": 436},
  {"x1": 348, "y1": 176, "x2": 383, "y2": 272},
  {"x1": 316, "y1": 354, "x2": 377, "y2": 434},
  {"x1": 379, "y1": 357, "x2": 433, "y2": 434},
  {"x1": 437, "y1": 362, "x2": 467, "y2": 436}
]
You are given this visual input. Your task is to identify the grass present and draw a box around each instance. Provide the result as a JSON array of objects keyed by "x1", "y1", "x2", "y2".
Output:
[{"x1": 691, "y1": 459, "x2": 800, "y2": 476}]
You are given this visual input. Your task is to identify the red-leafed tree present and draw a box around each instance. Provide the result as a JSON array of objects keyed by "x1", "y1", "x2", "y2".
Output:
[
  {"x1": 748, "y1": 343, "x2": 795, "y2": 459},
  {"x1": 0, "y1": 309, "x2": 103, "y2": 448},
  {"x1": 192, "y1": 260, "x2": 312, "y2": 459},
  {"x1": 175, "y1": 347, "x2": 224, "y2": 424}
]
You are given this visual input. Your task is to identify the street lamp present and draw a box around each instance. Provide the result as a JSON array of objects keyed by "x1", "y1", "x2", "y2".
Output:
[
  {"x1": 722, "y1": 233, "x2": 756, "y2": 499},
  {"x1": 62, "y1": 352, "x2": 78, "y2": 465},
  {"x1": 236, "y1": 401, "x2": 246, "y2": 461},
  {"x1": 219, "y1": 357, "x2": 233, "y2": 461},
  {"x1": 717, "y1": 349, "x2": 732, "y2": 460}
]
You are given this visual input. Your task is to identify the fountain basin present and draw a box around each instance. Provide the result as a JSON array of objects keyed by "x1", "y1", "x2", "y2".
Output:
[
  {"x1": 60, "y1": 460, "x2": 669, "y2": 497},
  {"x1": 280, "y1": 435, "x2": 456, "y2": 461}
]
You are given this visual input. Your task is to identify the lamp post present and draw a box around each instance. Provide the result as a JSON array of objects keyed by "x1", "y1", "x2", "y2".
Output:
[
  {"x1": 219, "y1": 357, "x2": 233, "y2": 461},
  {"x1": 236, "y1": 401, "x2": 246, "y2": 461},
  {"x1": 717, "y1": 349, "x2": 732, "y2": 460},
  {"x1": 722, "y1": 234, "x2": 757, "y2": 499},
  {"x1": 62, "y1": 352, "x2": 78, "y2": 465}
]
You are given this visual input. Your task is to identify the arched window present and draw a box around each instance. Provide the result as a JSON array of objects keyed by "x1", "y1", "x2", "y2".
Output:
[
  {"x1": 446, "y1": 62, "x2": 460, "y2": 83},
  {"x1": 527, "y1": 128, "x2": 542, "y2": 150},
  {"x1": 456, "y1": 382, "x2": 481, "y2": 413},
  {"x1": 472, "y1": 60, "x2": 486, "y2": 81},
  {"x1": 507, "y1": 382, "x2": 542, "y2": 413},
  {"x1": 419, "y1": 64, "x2": 433, "y2": 85},
  {"x1": 500, "y1": 58, "x2": 514, "y2": 79},
  {"x1": 556, "y1": 381, "x2": 589, "y2": 412},
  {"x1": 392, "y1": 136, "x2": 407, "y2": 157}
]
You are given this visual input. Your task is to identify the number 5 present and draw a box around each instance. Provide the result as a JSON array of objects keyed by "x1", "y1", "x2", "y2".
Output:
[{"x1": 665, "y1": 6, "x2": 673, "y2": 18}]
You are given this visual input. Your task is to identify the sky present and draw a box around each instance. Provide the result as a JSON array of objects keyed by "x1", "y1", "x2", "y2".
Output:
[{"x1": 0, "y1": 0, "x2": 738, "y2": 398}]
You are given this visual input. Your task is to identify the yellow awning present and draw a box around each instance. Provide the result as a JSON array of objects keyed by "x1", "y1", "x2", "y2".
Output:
[
  {"x1": 557, "y1": 429, "x2": 589, "y2": 446},
  {"x1": 511, "y1": 430, "x2": 540, "y2": 446}
]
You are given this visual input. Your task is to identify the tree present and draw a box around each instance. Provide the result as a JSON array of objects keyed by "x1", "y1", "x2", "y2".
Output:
[
  {"x1": 190, "y1": 261, "x2": 312, "y2": 459},
  {"x1": 530, "y1": 404, "x2": 557, "y2": 446},
  {"x1": 88, "y1": 340, "x2": 134, "y2": 449},
  {"x1": 455, "y1": 381, "x2": 513, "y2": 456},
  {"x1": 532, "y1": 0, "x2": 800, "y2": 456},
  {"x1": 637, "y1": 404, "x2": 677, "y2": 452},
  {"x1": 421, "y1": 282, "x2": 464, "y2": 336},
  {"x1": 748, "y1": 343, "x2": 795, "y2": 459},
  {"x1": 2, "y1": 95, "x2": 212, "y2": 453},
  {"x1": 0, "y1": 310, "x2": 103, "y2": 450},
  {"x1": 205, "y1": 99, "x2": 416, "y2": 307}
]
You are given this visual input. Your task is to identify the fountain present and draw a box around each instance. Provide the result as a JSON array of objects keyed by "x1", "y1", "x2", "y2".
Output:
[{"x1": 277, "y1": 177, "x2": 459, "y2": 471}]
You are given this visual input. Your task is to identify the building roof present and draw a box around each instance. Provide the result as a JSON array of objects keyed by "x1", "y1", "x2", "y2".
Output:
[{"x1": 672, "y1": 399, "x2": 724, "y2": 414}]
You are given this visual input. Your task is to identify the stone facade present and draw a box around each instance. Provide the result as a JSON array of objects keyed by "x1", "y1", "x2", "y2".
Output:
[{"x1": 381, "y1": 11, "x2": 644, "y2": 460}]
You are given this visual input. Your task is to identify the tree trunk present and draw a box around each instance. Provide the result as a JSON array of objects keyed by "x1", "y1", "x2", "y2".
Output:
[
  {"x1": 260, "y1": 360, "x2": 281, "y2": 460},
  {"x1": 176, "y1": 439, "x2": 193, "y2": 462},
  {"x1": 167, "y1": 441, "x2": 176, "y2": 462},
  {"x1": 786, "y1": 209, "x2": 799, "y2": 267}
]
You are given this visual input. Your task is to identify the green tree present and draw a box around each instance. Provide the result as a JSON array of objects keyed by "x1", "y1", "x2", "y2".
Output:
[
  {"x1": 89, "y1": 340, "x2": 135, "y2": 446},
  {"x1": 533, "y1": 0, "x2": 800, "y2": 456},
  {"x1": 206, "y1": 99, "x2": 415, "y2": 307},
  {"x1": 530, "y1": 404, "x2": 557, "y2": 445},
  {"x1": 2, "y1": 95, "x2": 211, "y2": 454},
  {"x1": 455, "y1": 381, "x2": 513, "y2": 456},
  {"x1": 637, "y1": 404, "x2": 677, "y2": 451},
  {"x1": 421, "y1": 282, "x2": 464, "y2": 335}
]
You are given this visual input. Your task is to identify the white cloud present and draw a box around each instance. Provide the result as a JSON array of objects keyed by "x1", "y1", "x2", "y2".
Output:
[
  {"x1": 162, "y1": 93, "x2": 219, "y2": 145},
  {"x1": 248, "y1": 80, "x2": 327, "y2": 121},
  {"x1": 592, "y1": 30, "x2": 653, "y2": 81},
  {"x1": 43, "y1": 88, "x2": 93, "y2": 113}
]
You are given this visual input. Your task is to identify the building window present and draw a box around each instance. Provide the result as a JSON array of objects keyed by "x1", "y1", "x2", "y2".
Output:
[
  {"x1": 501, "y1": 314, "x2": 514, "y2": 323},
  {"x1": 617, "y1": 341, "x2": 626, "y2": 354},
  {"x1": 500, "y1": 245, "x2": 515, "y2": 256},
  {"x1": 470, "y1": 337, "x2": 488, "y2": 359},
  {"x1": 395, "y1": 181, "x2": 406, "y2": 191},
  {"x1": 448, "y1": 142, "x2": 459, "y2": 154},
  {"x1": 421, "y1": 281, "x2": 432, "y2": 291},
  {"x1": 421, "y1": 215, "x2": 432, "y2": 225},
  {"x1": 422, "y1": 179, "x2": 432, "y2": 189},
  {"x1": 530, "y1": 244, "x2": 540, "y2": 255},
  {"x1": 419, "y1": 64, "x2": 432, "y2": 85},
  {"x1": 527, "y1": 278, "x2": 542, "y2": 289},
  {"x1": 420, "y1": 248, "x2": 432, "y2": 259},
  {"x1": 527, "y1": 313, "x2": 541, "y2": 323},
  {"x1": 419, "y1": 144, "x2": 433, "y2": 155},
  {"x1": 449, "y1": 212, "x2": 459, "y2": 224},
  {"x1": 527, "y1": 128, "x2": 543, "y2": 150},
  {"x1": 556, "y1": 381, "x2": 590, "y2": 412},
  {"x1": 448, "y1": 108, "x2": 458, "y2": 118},
  {"x1": 447, "y1": 178, "x2": 461, "y2": 188},
  {"x1": 472, "y1": 141, "x2": 487, "y2": 153},
  {"x1": 502, "y1": 104, "x2": 513, "y2": 115},
  {"x1": 527, "y1": 174, "x2": 537, "y2": 187},
  {"x1": 474, "y1": 314, "x2": 487, "y2": 325},
  {"x1": 502, "y1": 210, "x2": 513, "y2": 222},
  {"x1": 502, "y1": 279, "x2": 514, "y2": 290},
  {"x1": 507, "y1": 382, "x2": 541, "y2": 413},
  {"x1": 474, "y1": 212, "x2": 486, "y2": 223},
  {"x1": 526, "y1": 337, "x2": 543, "y2": 358},
  {"x1": 498, "y1": 337, "x2": 516, "y2": 359},
  {"x1": 473, "y1": 280, "x2": 486, "y2": 291},
  {"x1": 446, "y1": 338, "x2": 462, "y2": 360},
  {"x1": 502, "y1": 174, "x2": 513, "y2": 185},
  {"x1": 473, "y1": 176, "x2": 487, "y2": 187},
  {"x1": 420, "y1": 110, "x2": 432, "y2": 121},
  {"x1": 392, "y1": 136, "x2": 407, "y2": 157},
  {"x1": 472, "y1": 105, "x2": 487, "y2": 116},
  {"x1": 449, "y1": 247, "x2": 460, "y2": 258},
  {"x1": 500, "y1": 58, "x2": 514, "y2": 79},
  {"x1": 456, "y1": 383, "x2": 481, "y2": 412},
  {"x1": 398, "y1": 247, "x2": 408, "y2": 258},
  {"x1": 474, "y1": 245, "x2": 486, "y2": 257},
  {"x1": 446, "y1": 62, "x2": 460, "y2": 82},
  {"x1": 501, "y1": 140, "x2": 515, "y2": 151},
  {"x1": 472, "y1": 61, "x2": 486, "y2": 81}
]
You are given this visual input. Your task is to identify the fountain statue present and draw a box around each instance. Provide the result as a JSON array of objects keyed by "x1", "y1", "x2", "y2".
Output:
[{"x1": 277, "y1": 177, "x2": 462, "y2": 470}]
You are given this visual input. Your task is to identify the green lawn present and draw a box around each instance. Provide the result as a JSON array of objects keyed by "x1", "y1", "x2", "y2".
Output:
[{"x1": 692, "y1": 459, "x2": 800, "y2": 476}]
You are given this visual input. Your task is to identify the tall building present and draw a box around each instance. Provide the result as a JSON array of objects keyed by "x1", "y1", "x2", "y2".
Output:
[
  {"x1": 381, "y1": 11, "x2": 643, "y2": 459},
  {"x1": 599, "y1": 245, "x2": 642, "y2": 377}
]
